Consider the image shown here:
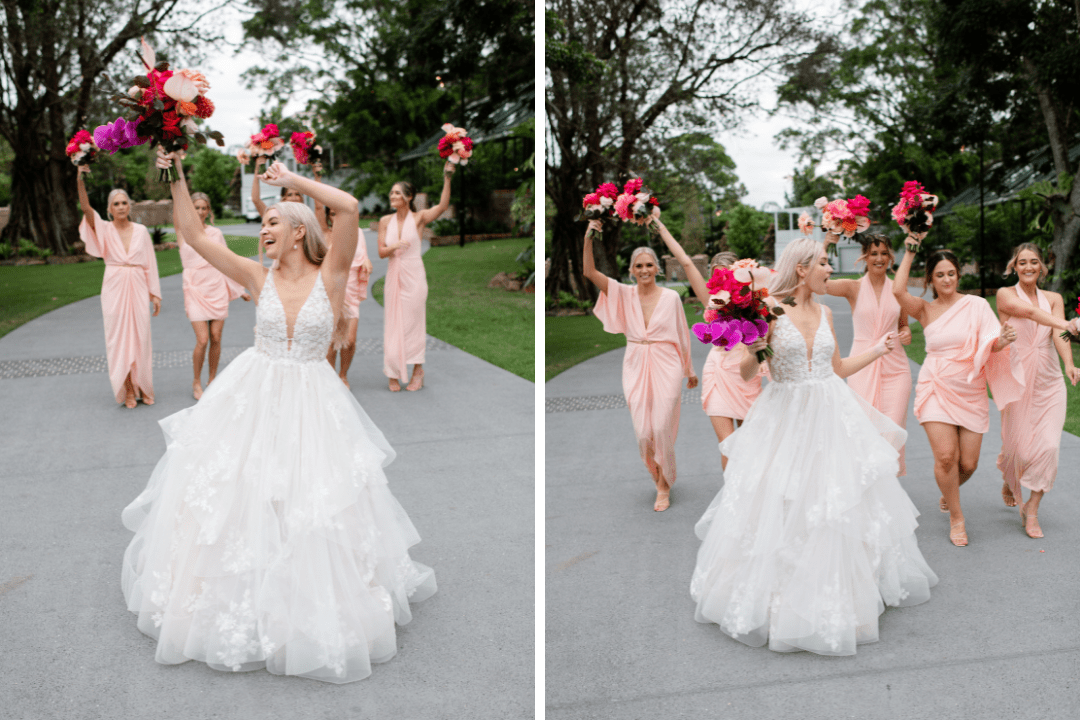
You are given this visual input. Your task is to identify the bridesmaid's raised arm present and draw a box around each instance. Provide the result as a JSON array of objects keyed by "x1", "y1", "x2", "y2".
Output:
[
  {"x1": 416, "y1": 162, "x2": 456, "y2": 227},
  {"x1": 582, "y1": 220, "x2": 608, "y2": 294},
  {"x1": 650, "y1": 213, "x2": 709, "y2": 307},
  {"x1": 250, "y1": 156, "x2": 268, "y2": 219},
  {"x1": 892, "y1": 237, "x2": 928, "y2": 324},
  {"x1": 76, "y1": 165, "x2": 95, "y2": 232},
  {"x1": 825, "y1": 277, "x2": 859, "y2": 305}
]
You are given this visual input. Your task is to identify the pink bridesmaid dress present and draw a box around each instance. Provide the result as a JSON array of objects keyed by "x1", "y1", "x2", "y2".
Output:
[
  {"x1": 997, "y1": 286, "x2": 1067, "y2": 496},
  {"x1": 700, "y1": 347, "x2": 762, "y2": 420},
  {"x1": 382, "y1": 213, "x2": 426, "y2": 380},
  {"x1": 594, "y1": 279, "x2": 694, "y2": 484},
  {"x1": 847, "y1": 275, "x2": 912, "y2": 475},
  {"x1": 179, "y1": 226, "x2": 244, "y2": 321},
  {"x1": 79, "y1": 210, "x2": 161, "y2": 404},
  {"x1": 914, "y1": 294, "x2": 1024, "y2": 433},
  {"x1": 344, "y1": 239, "x2": 371, "y2": 320}
]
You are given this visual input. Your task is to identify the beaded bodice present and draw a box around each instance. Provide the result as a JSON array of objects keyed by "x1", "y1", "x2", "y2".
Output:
[
  {"x1": 254, "y1": 269, "x2": 333, "y2": 363},
  {"x1": 767, "y1": 306, "x2": 834, "y2": 384}
]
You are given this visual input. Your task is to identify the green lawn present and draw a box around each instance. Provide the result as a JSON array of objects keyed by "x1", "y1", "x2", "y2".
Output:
[
  {"x1": 371, "y1": 237, "x2": 534, "y2": 381},
  {"x1": 0, "y1": 235, "x2": 253, "y2": 339}
]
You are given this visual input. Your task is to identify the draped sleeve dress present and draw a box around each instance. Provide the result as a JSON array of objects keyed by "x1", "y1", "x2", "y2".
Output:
[
  {"x1": 996, "y1": 286, "x2": 1067, "y2": 497},
  {"x1": 179, "y1": 225, "x2": 245, "y2": 322},
  {"x1": 79, "y1": 210, "x2": 161, "y2": 404},
  {"x1": 594, "y1": 279, "x2": 693, "y2": 484},
  {"x1": 847, "y1": 275, "x2": 913, "y2": 475},
  {"x1": 382, "y1": 213, "x2": 426, "y2": 380},
  {"x1": 913, "y1": 294, "x2": 1024, "y2": 434},
  {"x1": 344, "y1": 238, "x2": 371, "y2": 320}
]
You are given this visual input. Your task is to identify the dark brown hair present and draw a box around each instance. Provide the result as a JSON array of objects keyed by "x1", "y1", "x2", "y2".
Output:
[
  {"x1": 393, "y1": 181, "x2": 417, "y2": 212},
  {"x1": 925, "y1": 250, "x2": 961, "y2": 299}
]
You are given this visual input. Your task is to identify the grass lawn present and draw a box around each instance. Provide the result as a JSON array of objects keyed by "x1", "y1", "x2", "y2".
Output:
[
  {"x1": 0, "y1": 235, "x2": 254, "y2": 340},
  {"x1": 371, "y1": 237, "x2": 534, "y2": 381},
  {"x1": 545, "y1": 300, "x2": 704, "y2": 381}
]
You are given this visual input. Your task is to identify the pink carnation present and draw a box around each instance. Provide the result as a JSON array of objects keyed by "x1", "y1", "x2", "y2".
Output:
[
  {"x1": 614, "y1": 193, "x2": 635, "y2": 220},
  {"x1": 847, "y1": 195, "x2": 871, "y2": 216},
  {"x1": 582, "y1": 192, "x2": 601, "y2": 207},
  {"x1": 623, "y1": 177, "x2": 643, "y2": 195},
  {"x1": 596, "y1": 182, "x2": 619, "y2": 199}
]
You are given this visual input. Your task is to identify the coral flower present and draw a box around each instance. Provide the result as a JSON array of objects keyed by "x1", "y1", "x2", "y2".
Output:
[{"x1": 177, "y1": 100, "x2": 197, "y2": 116}]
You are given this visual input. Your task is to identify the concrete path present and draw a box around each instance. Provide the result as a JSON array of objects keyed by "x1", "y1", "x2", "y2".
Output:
[
  {"x1": 546, "y1": 293, "x2": 1080, "y2": 719},
  {"x1": 0, "y1": 229, "x2": 534, "y2": 719}
]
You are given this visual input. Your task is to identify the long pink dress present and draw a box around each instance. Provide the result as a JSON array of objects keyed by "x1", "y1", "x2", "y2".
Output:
[
  {"x1": 79, "y1": 210, "x2": 161, "y2": 404},
  {"x1": 997, "y1": 286, "x2": 1067, "y2": 495},
  {"x1": 344, "y1": 240, "x2": 371, "y2": 320},
  {"x1": 179, "y1": 226, "x2": 244, "y2": 321},
  {"x1": 914, "y1": 294, "x2": 1024, "y2": 433},
  {"x1": 382, "y1": 213, "x2": 426, "y2": 379},
  {"x1": 848, "y1": 275, "x2": 912, "y2": 475},
  {"x1": 594, "y1": 280, "x2": 693, "y2": 484},
  {"x1": 701, "y1": 346, "x2": 762, "y2": 420}
]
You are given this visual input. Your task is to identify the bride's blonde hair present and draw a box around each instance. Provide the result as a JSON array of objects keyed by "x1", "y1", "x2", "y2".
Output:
[{"x1": 770, "y1": 237, "x2": 823, "y2": 298}]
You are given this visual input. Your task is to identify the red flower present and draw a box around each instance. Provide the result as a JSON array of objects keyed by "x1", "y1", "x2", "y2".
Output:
[
  {"x1": 595, "y1": 182, "x2": 619, "y2": 199},
  {"x1": 648, "y1": 197, "x2": 659, "y2": 206},
  {"x1": 194, "y1": 96, "x2": 214, "y2": 119},
  {"x1": 582, "y1": 192, "x2": 601, "y2": 207},
  {"x1": 623, "y1": 177, "x2": 643, "y2": 195},
  {"x1": 160, "y1": 113, "x2": 182, "y2": 140}
]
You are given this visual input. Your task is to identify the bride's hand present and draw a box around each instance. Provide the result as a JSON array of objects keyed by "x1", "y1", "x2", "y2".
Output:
[
  {"x1": 748, "y1": 337, "x2": 768, "y2": 356},
  {"x1": 686, "y1": 374, "x2": 698, "y2": 390},
  {"x1": 155, "y1": 146, "x2": 184, "y2": 170},
  {"x1": 260, "y1": 161, "x2": 295, "y2": 188}
]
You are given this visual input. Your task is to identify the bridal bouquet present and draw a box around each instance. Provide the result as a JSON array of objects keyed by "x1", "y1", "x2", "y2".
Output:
[
  {"x1": 66, "y1": 130, "x2": 97, "y2": 167},
  {"x1": 692, "y1": 259, "x2": 793, "y2": 362},
  {"x1": 1061, "y1": 297, "x2": 1080, "y2": 344},
  {"x1": 100, "y1": 38, "x2": 222, "y2": 182},
  {"x1": 614, "y1": 177, "x2": 660, "y2": 233},
  {"x1": 289, "y1": 130, "x2": 324, "y2": 168},
  {"x1": 438, "y1": 124, "x2": 473, "y2": 166},
  {"x1": 239, "y1": 123, "x2": 285, "y2": 166},
  {"x1": 579, "y1": 182, "x2": 619, "y2": 239},
  {"x1": 800, "y1": 195, "x2": 871, "y2": 256},
  {"x1": 891, "y1": 180, "x2": 938, "y2": 246}
]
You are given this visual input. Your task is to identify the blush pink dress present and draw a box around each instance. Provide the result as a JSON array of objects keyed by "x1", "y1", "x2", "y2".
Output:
[
  {"x1": 847, "y1": 275, "x2": 912, "y2": 475},
  {"x1": 382, "y1": 213, "x2": 426, "y2": 380},
  {"x1": 79, "y1": 210, "x2": 161, "y2": 404},
  {"x1": 701, "y1": 346, "x2": 763, "y2": 420},
  {"x1": 914, "y1": 294, "x2": 1024, "y2": 433},
  {"x1": 997, "y1": 286, "x2": 1067, "y2": 495},
  {"x1": 344, "y1": 240, "x2": 371, "y2": 320},
  {"x1": 594, "y1": 280, "x2": 693, "y2": 484},
  {"x1": 179, "y1": 226, "x2": 245, "y2": 321}
]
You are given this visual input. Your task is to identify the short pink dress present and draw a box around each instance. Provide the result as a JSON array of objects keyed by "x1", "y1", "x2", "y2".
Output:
[
  {"x1": 594, "y1": 280, "x2": 693, "y2": 484},
  {"x1": 701, "y1": 346, "x2": 763, "y2": 420},
  {"x1": 179, "y1": 226, "x2": 245, "y2": 321},
  {"x1": 847, "y1": 275, "x2": 912, "y2": 475},
  {"x1": 997, "y1": 286, "x2": 1067, "y2": 495},
  {"x1": 79, "y1": 210, "x2": 161, "y2": 404},
  {"x1": 914, "y1": 294, "x2": 1023, "y2": 433}
]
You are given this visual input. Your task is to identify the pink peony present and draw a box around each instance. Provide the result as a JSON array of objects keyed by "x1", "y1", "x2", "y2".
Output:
[
  {"x1": 623, "y1": 177, "x2": 643, "y2": 195},
  {"x1": 582, "y1": 192, "x2": 600, "y2": 207},
  {"x1": 614, "y1": 193, "x2": 635, "y2": 220},
  {"x1": 596, "y1": 182, "x2": 619, "y2": 199},
  {"x1": 847, "y1": 194, "x2": 871, "y2": 216}
]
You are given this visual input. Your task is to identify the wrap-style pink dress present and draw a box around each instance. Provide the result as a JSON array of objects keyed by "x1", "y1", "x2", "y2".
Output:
[
  {"x1": 79, "y1": 210, "x2": 161, "y2": 404},
  {"x1": 179, "y1": 225, "x2": 244, "y2": 321},
  {"x1": 382, "y1": 213, "x2": 426, "y2": 380},
  {"x1": 701, "y1": 346, "x2": 762, "y2": 420},
  {"x1": 847, "y1": 275, "x2": 912, "y2": 475},
  {"x1": 997, "y1": 286, "x2": 1067, "y2": 495},
  {"x1": 594, "y1": 280, "x2": 693, "y2": 484},
  {"x1": 344, "y1": 239, "x2": 371, "y2": 320},
  {"x1": 914, "y1": 294, "x2": 1024, "y2": 433}
]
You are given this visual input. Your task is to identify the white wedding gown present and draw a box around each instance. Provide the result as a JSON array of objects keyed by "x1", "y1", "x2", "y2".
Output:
[
  {"x1": 121, "y1": 269, "x2": 436, "y2": 683},
  {"x1": 690, "y1": 307, "x2": 936, "y2": 656}
]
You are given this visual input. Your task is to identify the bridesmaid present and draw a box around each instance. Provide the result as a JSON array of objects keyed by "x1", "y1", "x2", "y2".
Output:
[
  {"x1": 322, "y1": 204, "x2": 374, "y2": 388},
  {"x1": 893, "y1": 237, "x2": 1022, "y2": 546},
  {"x1": 251, "y1": 156, "x2": 304, "y2": 218},
  {"x1": 76, "y1": 165, "x2": 161, "y2": 408},
  {"x1": 826, "y1": 234, "x2": 913, "y2": 474},
  {"x1": 582, "y1": 218, "x2": 697, "y2": 512},
  {"x1": 994, "y1": 243, "x2": 1080, "y2": 537},
  {"x1": 174, "y1": 192, "x2": 250, "y2": 400},
  {"x1": 378, "y1": 163, "x2": 455, "y2": 391}
]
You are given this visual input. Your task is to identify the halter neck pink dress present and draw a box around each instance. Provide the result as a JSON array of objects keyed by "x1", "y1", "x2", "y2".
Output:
[
  {"x1": 179, "y1": 225, "x2": 245, "y2": 321},
  {"x1": 914, "y1": 294, "x2": 1024, "y2": 433},
  {"x1": 79, "y1": 210, "x2": 161, "y2": 404},
  {"x1": 847, "y1": 275, "x2": 912, "y2": 475},
  {"x1": 382, "y1": 213, "x2": 426, "y2": 380},
  {"x1": 997, "y1": 285, "x2": 1067, "y2": 496},
  {"x1": 594, "y1": 279, "x2": 693, "y2": 484}
]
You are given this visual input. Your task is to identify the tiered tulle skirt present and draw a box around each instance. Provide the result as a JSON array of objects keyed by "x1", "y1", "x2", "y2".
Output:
[
  {"x1": 690, "y1": 374, "x2": 936, "y2": 656},
  {"x1": 121, "y1": 348, "x2": 436, "y2": 683}
]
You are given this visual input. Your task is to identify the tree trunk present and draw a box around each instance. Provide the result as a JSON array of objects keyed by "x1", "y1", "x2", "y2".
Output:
[
  {"x1": 1, "y1": 133, "x2": 79, "y2": 255},
  {"x1": 1047, "y1": 179, "x2": 1080, "y2": 295}
]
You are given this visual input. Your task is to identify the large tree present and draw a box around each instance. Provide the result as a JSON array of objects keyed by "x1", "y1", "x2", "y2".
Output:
[
  {"x1": 545, "y1": 0, "x2": 821, "y2": 301},
  {"x1": 0, "y1": 0, "x2": 234, "y2": 254}
]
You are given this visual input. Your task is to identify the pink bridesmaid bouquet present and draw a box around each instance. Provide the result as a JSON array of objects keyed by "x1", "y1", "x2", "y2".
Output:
[
  {"x1": 438, "y1": 124, "x2": 473, "y2": 166},
  {"x1": 289, "y1": 130, "x2": 324, "y2": 168},
  {"x1": 1062, "y1": 297, "x2": 1080, "y2": 344},
  {"x1": 802, "y1": 195, "x2": 872, "y2": 256},
  {"x1": 891, "y1": 180, "x2": 938, "y2": 241},
  {"x1": 66, "y1": 129, "x2": 97, "y2": 167},
  {"x1": 693, "y1": 259, "x2": 792, "y2": 362},
  {"x1": 579, "y1": 182, "x2": 619, "y2": 239},
  {"x1": 614, "y1": 177, "x2": 661, "y2": 233},
  {"x1": 243, "y1": 123, "x2": 285, "y2": 166}
]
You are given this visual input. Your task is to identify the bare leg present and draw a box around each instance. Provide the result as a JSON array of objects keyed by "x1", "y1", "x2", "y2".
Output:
[
  {"x1": 191, "y1": 321, "x2": 209, "y2": 400},
  {"x1": 654, "y1": 468, "x2": 671, "y2": 512},
  {"x1": 338, "y1": 319, "x2": 358, "y2": 388},
  {"x1": 406, "y1": 362, "x2": 424, "y2": 391},
  {"x1": 923, "y1": 421, "x2": 970, "y2": 545},
  {"x1": 709, "y1": 416, "x2": 739, "y2": 470},
  {"x1": 123, "y1": 372, "x2": 137, "y2": 409},
  {"x1": 206, "y1": 320, "x2": 224, "y2": 385},
  {"x1": 1021, "y1": 489, "x2": 1045, "y2": 538}
]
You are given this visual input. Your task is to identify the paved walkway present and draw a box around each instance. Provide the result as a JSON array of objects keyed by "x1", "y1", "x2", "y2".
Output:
[
  {"x1": 546, "y1": 293, "x2": 1080, "y2": 719},
  {"x1": 0, "y1": 229, "x2": 533, "y2": 718}
]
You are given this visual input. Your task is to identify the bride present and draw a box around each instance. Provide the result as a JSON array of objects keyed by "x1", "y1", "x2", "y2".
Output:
[
  {"x1": 120, "y1": 150, "x2": 436, "y2": 683},
  {"x1": 690, "y1": 237, "x2": 937, "y2": 656}
]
